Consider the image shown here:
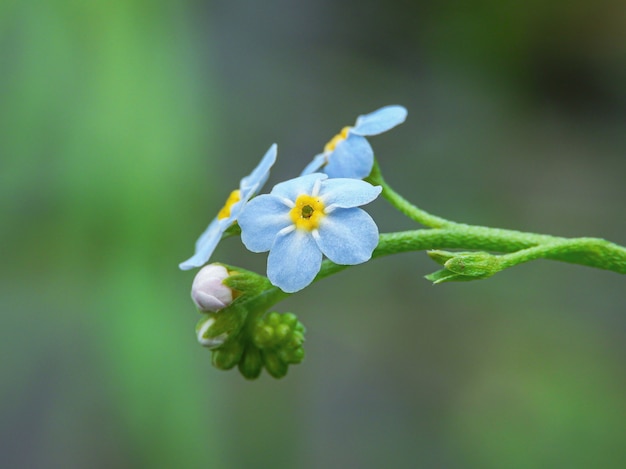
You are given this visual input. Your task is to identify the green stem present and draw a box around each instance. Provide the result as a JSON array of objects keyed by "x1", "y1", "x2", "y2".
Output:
[
  {"x1": 363, "y1": 159, "x2": 626, "y2": 274},
  {"x1": 495, "y1": 237, "x2": 626, "y2": 273},
  {"x1": 252, "y1": 164, "x2": 625, "y2": 308},
  {"x1": 365, "y1": 160, "x2": 454, "y2": 228},
  {"x1": 312, "y1": 228, "x2": 626, "y2": 284}
]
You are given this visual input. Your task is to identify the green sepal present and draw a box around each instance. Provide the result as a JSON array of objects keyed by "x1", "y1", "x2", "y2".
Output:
[
  {"x1": 424, "y1": 268, "x2": 475, "y2": 284},
  {"x1": 221, "y1": 265, "x2": 274, "y2": 297},
  {"x1": 427, "y1": 250, "x2": 457, "y2": 266},
  {"x1": 196, "y1": 303, "x2": 247, "y2": 345},
  {"x1": 221, "y1": 223, "x2": 241, "y2": 239},
  {"x1": 195, "y1": 315, "x2": 228, "y2": 349}
]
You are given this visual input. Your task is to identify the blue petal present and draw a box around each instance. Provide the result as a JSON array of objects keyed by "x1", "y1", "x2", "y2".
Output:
[
  {"x1": 271, "y1": 173, "x2": 327, "y2": 200},
  {"x1": 267, "y1": 230, "x2": 323, "y2": 293},
  {"x1": 240, "y1": 143, "x2": 277, "y2": 194},
  {"x1": 320, "y1": 178, "x2": 382, "y2": 209},
  {"x1": 316, "y1": 208, "x2": 379, "y2": 265},
  {"x1": 324, "y1": 134, "x2": 373, "y2": 179},
  {"x1": 352, "y1": 105, "x2": 407, "y2": 136},
  {"x1": 238, "y1": 195, "x2": 292, "y2": 252},
  {"x1": 300, "y1": 153, "x2": 327, "y2": 176},
  {"x1": 179, "y1": 217, "x2": 228, "y2": 270},
  {"x1": 180, "y1": 144, "x2": 277, "y2": 271}
]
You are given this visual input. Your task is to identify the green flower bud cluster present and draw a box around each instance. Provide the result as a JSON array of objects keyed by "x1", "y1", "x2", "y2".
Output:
[
  {"x1": 192, "y1": 266, "x2": 305, "y2": 379},
  {"x1": 201, "y1": 310, "x2": 305, "y2": 380},
  {"x1": 250, "y1": 312, "x2": 306, "y2": 379},
  {"x1": 236, "y1": 312, "x2": 305, "y2": 379}
]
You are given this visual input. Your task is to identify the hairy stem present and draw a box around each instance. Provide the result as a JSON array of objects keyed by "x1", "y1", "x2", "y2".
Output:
[
  {"x1": 366, "y1": 161, "x2": 453, "y2": 228},
  {"x1": 256, "y1": 163, "x2": 625, "y2": 307},
  {"x1": 313, "y1": 228, "x2": 626, "y2": 284}
]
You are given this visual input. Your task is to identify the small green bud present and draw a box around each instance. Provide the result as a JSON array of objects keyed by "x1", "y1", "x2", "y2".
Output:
[
  {"x1": 281, "y1": 313, "x2": 298, "y2": 328},
  {"x1": 238, "y1": 346, "x2": 263, "y2": 380},
  {"x1": 267, "y1": 311, "x2": 281, "y2": 327},
  {"x1": 263, "y1": 351, "x2": 289, "y2": 379},
  {"x1": 275, "y1": 324, "x2": 291, "y2": 342},
  {"x1": 253, "y1": 324, "x2": 274, "y2": 346},
  {"x1": 279, "y1": 346, "x2": 305, "y2": 364},
  {"x1": 252, "y1": 312, "x2": 306, "y2": 350},
  {"x1": 212, "y1": 340, "x2": 244, "y2": 370},
  {"x1": 246, "y1": 311, "x2": 307, "y2": 379},
  {"x1": 444, "y1": 251, "x2": 500, "y2": 278},
  {"x1": 426, "y1": 251, "x2": 502, "y2": 284}
]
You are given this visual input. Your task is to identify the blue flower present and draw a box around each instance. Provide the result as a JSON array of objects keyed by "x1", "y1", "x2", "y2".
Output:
[
  {"x1": 302, "y1": 105, "x2": 407, "y2": 179},
  {"x1": 179, "y1": 144, "x2": 277, "y2": 270},
  {"x1": 238, "y1": 173, "x2": 382, "y2": 293}
]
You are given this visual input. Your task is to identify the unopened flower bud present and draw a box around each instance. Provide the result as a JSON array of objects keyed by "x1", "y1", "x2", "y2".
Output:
[
  {"x1": 263, "y1": 351, "x2": 289, "y2": 379},
  {"x1": 196, "y1": 316, "x2": 228, "y2": 349},
  {"x1": 212, "y1": 340, "x2": 244, "y2": 370},
  {"x1": 191, "y1": 263, "x2": 233, "y2": 312},
  {"x1": 238, "y1": 346, "x2": 263, "y2": 380},
  {"x1": 425, "y1": 251, "x2": 503, "y2": 284},
  {"x1": 444, "y1": 252, "x2": 500, "y2": 278}
]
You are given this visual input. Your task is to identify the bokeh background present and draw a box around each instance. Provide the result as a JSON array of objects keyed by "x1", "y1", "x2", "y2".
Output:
[{"x1": 2, "y1": 1, "x2": 626, "y2": 467}]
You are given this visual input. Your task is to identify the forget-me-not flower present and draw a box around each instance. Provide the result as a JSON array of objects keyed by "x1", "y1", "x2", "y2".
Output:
[
  {"x1": 238, "y1": 173, "x2": 382, "y2": 293},
  {"x1": 302, "y1": 105, "x2": 407, "y2": 179},
  {"x1": 179, "y1": 144, "x2": 277, "y2": 270}
]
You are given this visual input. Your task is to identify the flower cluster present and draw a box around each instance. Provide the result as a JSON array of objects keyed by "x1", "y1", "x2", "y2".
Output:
[
  {"x1": 180, "y1": 105, "x2": 406, "y2": 291},
  {"x1": 180, "y1": 105, "x2": 407, "y2": 379},
  {"x1": 178, "y1": 103, "x2": 626, "y2": 381}
]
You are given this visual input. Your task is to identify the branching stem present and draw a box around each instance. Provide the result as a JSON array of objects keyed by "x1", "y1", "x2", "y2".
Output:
[{"x1": 253, "y1": 161, "x2": 625, "y2": 306}]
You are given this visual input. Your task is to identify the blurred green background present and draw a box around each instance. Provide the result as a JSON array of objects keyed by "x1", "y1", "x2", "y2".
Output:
[{"x1": 2, "y1": 1, "x2": 625, "y2": 468}]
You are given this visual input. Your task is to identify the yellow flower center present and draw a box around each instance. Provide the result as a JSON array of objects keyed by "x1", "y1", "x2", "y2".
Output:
[
  {"x1": 289, "y1": 194, "x2": 325, "y2": 231},
  {"x1": 217, "y1": 189, "x2": 241, "y2": 220},
  {"x1": 323, "y1": 126, "x2": 352, "y2": 153}
]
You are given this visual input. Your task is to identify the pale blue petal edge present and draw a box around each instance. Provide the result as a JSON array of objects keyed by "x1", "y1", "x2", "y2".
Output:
[
  {"x1": 220, "y1": 144, "x2": 277, "y2": 224},
  {"x1": 315, "y1": 208, "x2": 379, "y2": 265},
  {"x1": 352, "y1": 105, "x2": 407, "y2": 136},
  {"x1": 324, "y1": 134, "x2": 373, "y2": 179},
  {"x1": 270, "y1": 173, "x2": 327, "y2": 200},
  {"x1": 300, "y1": 153, "x2": 327, "y2": 176},
  {"x1": 238, "y1": 195, "x2": 292, "y2": 253},
  {"x1": 267, "y1": 230, "x2": 323, "y2": 293},
  {"x1": 320, "y1": 178, "x2": 382, "y2": 209},
  {"x1": 179, "y1": 144, "x2": 277, "y2": 271},
  {"x1": 240, "y1": 143, "x2": 277, "y2": 194},
  {"x1": 179, "y1": 218, "x2": 230, "y2": 270}
]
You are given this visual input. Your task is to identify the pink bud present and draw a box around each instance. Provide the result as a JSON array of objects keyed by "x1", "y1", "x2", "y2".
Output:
[{"x1": 191, "y1": 264, "x2": 233, "y2": 312}]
